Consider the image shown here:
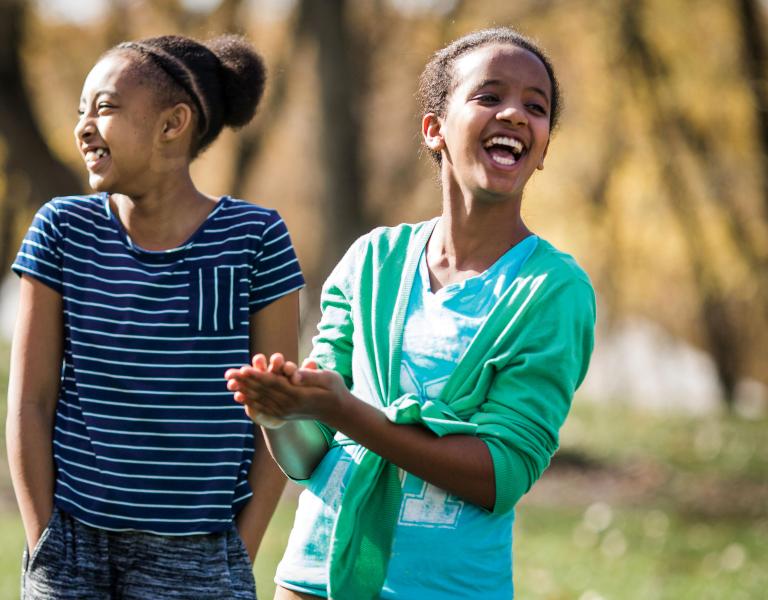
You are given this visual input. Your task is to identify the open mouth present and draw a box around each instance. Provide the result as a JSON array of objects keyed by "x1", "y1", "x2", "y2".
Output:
[
  {"x1": 483, "y1": 136, "x2": 524, "y2": 166},
  {"x1": 84, "y1": 147, "x2": 110, "y2": 170}
]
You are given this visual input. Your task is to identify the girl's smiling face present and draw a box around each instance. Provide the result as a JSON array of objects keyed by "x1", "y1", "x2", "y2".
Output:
[
  {"x1": 424, "y1": 43, "x2": 553, "y2": 202},
  {"x1": 74, "y1": 53, "x2": 167, "y2": 195}
]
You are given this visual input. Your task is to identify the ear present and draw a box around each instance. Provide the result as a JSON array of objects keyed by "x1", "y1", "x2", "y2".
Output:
[
  {"x1": 536, "y1": 138, "x2": 550, "y2": 170},
  {"x1": 160, "y1": 103, "x2": 194, "y2": 142},
  {"x1": 422, "y1": 112, "x2": 445, "y2": 153}
]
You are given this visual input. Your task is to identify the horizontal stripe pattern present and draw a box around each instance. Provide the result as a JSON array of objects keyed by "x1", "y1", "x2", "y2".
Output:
[{"x1": 12, "y1": 194, "x2": 304, "y2": 534}]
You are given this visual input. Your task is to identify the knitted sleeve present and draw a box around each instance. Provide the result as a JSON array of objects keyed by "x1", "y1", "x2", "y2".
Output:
[
  {"x1": 472, "y1": 275, "x2": 596, "y2": 514},
  {"x1": 309, "y1": 235, "x2": 368, "y2": 389}
]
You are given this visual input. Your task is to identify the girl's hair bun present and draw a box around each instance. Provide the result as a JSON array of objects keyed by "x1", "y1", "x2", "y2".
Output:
[
  {"x1": 207, "y1": 34, "x2": 266, "y2": 128},
  {"x1": 111, "y1": 33, "x2": 266, "y2": 156}
]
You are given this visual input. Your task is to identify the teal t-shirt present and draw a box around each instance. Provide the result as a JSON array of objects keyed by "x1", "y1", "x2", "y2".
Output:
[{"x1": 275, "y1": 235, "x2": 538, "y2": 599}]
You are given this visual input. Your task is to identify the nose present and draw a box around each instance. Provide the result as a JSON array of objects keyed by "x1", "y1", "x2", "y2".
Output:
[
  {"x1": 74, "y1": 113, "x2": 95, "y2": 143},
  {"x1": 496, "y1": 104, "x2": 527, "y2": 126}
]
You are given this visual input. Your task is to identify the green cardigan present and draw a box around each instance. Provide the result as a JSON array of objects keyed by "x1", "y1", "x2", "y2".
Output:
[{"x1": 309, "y1": 219, "x2": 596, "y2": 600}]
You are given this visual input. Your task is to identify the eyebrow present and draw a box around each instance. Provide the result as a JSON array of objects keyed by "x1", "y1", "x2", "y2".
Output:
[
  {"x1": 472, "y1": 78, "x2": 551, "y2": 104},
  {"x1": 94, "y1": 88, "x2": 119, "y2": 98},
  {"x1": 472, "y1": 78, "x2": 504, "y2": 92},
  {"x1": 80, "y1": 88, "x2": 120, "y2": 103}
]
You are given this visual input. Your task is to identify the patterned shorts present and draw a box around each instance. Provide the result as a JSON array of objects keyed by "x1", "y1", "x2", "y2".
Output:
[{"x1": 21, "y1": 508, "x2": 257, "y2": 599}]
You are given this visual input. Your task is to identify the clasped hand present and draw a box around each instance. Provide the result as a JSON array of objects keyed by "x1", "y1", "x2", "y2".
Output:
[{"x1": 225, "y1": 353, "x2": 347, "y2": 425}]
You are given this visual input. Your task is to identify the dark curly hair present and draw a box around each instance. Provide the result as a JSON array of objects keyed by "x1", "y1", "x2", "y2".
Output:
[
  {"x1": 417, "y1": 27, "x2": 561, "y2": 164},
  {"x1": 107, "y1": 34, "x2": 266, "y2": 158}
]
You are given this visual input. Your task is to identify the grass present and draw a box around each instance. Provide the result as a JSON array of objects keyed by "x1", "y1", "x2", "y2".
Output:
[
  {"x1": 509, "y1": 399, "x2": 768, "y2": 600},
  {"x1": 513, "y1": 504, "x2": 767, "y2": 600},
  {"x1": 0, "y1": 333, "x2": 766, "y2": 599}
]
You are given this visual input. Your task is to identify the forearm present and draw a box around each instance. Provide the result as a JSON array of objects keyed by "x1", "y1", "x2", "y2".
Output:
[
  {"x1": 235, "y1": 431, "x2": 286, "y2": 562},
  {"x1": 8, "y1": 276, "x2": 63, "y2": 549},
  {"x1": 6, "y1": 404, "x2": 56, "y2": 549},
  {"x1": 322, "y1": 392, "x2": 496, "y2": 509},
  {"x1": 262, "y1": 420, "x2": 329, "y2": 480}
]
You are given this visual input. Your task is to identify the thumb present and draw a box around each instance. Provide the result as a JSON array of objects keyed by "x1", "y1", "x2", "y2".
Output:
[
  {"x1": 291, "y1": 367, "x2": 327, "y2": 387},
  {"x1": 301, "y1": 358, "x2": 318, "y2": 370}
]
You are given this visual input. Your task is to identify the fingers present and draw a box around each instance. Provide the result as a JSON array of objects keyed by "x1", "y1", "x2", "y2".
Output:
[
  {"x1": 224, "y1": 367, "x2": 241, "y2": 381},
  {"x1": 227, "y1": 366, "x2": 272, "y2": 405},
  {"x1": 226, "y1": 355, "x2": 326, "y2": 420},
  {"x1": 251, "y1": 353, "x2": 268, "y2": 371},
  {"x1": 282, "y1": 361, "x2": 298, "y2": 378},
  {"x1": 268, "y1": 353, "x2": 285, "y2": 374},
  {"x1": 292, "y1": 367, "x2": 329, "y2": 387},
  {"x1": 289, "y1": 358, "x2": 318, "y2": 384}
]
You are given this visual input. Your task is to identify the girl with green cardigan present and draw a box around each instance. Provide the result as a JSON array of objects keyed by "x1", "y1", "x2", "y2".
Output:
[{"x1": 226, "y1": 27, "x2": 595, "y2": 600}]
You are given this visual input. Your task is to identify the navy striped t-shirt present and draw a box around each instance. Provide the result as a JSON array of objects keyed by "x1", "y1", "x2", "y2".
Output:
[{"x1": 12, "y1": 194, "x2": 305, "y2": 535}]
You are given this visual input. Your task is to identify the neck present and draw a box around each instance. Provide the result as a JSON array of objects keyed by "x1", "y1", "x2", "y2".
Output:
[
  {"x1": 432, "y1": 177, "x2": 531, "y2": 268},
  {"x1": 109, "y1": 170, "x2": 216, "y2": 251},
  {"x1": 425, "y1": 181, "x2": 532, "y2": 292}
]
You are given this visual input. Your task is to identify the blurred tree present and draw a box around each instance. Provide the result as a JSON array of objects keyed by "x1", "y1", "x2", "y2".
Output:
[
  {"x1": 298, "y1": 0, "x2": 366, "y2": 275},
  {"x1": 736, "y1": 0, "x2": 768, "y2": 213},
  {"x1": 230, "y1": 4, "x2": 304, "y2": 200},
  {"x1": 616, "y1": 0, "x2": 767, "y2": 408},
  {"x1": 3, "y1": 0, "x2": 767, "y2": 408},
  {"x1": 0, "y1": 0, "x2": 81, "y2": 272}
]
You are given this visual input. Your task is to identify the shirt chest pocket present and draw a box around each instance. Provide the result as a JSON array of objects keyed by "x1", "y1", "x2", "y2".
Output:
[{"x1": 189, "y1": 266, "x2": 249, "y2": 333}]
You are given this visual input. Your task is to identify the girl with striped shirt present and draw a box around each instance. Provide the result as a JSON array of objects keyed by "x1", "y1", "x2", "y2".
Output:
[{"x1": 8, "y1": 34, "x2": 303, "y2": 599}]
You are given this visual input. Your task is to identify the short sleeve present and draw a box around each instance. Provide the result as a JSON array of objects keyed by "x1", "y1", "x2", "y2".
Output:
[
  {"x1": 249, "y1": 211, "x2": 305, "y2": 313},
  {"x1": 12, "y1": 200, "x2": 65, "y2": 293}
]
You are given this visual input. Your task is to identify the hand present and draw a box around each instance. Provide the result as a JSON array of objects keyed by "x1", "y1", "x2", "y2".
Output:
[
  {"x1": 225, "y1": 353, "x2": 282, "y2": 428},
  {"x1": 26, "y1": 520, "x2": 48, "y2": 556},
  {"x1": 225, "y1": 354, "x2": 320, "y2": 426},
  {"x1": 226, "y1": 359, "x2": 346, "y2": 424}
]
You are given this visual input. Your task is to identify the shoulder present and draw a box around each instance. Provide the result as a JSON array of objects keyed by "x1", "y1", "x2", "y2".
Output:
[
  {"x1": 362, "y1": 219, "x2": 435, "y2": 244},
  {"x1": 215, "y1": 197, "x2": 280, "y2": 225},
  {"x1": 321, "y1": 220, "x2": 433, "y2": 291},
  {"x1": 212, "y1": 198, "x2": 294, "y2": 248},
  {"x1": 29, "y1": 194, "x2": 107, "y2": 238},
  {"x1": 354, "y1": 219, "x2": 436, "y2": 259},
  {"x1": 518, "y1": 239, "x2": 596, "y2": 325},
  {"x1": 40, "y1": 194, "x2": 105, "y2": 219},
  {"x1": 526, "y1": 239, "x2": 593, "y2": 291}
]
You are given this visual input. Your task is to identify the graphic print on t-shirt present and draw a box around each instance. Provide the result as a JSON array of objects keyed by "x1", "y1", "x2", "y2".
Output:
[{"x1": 398, "y1": 358, "x2": 464, "y2": 528}]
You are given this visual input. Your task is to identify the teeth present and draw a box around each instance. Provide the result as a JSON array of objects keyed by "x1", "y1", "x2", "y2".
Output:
[
  {"x1": 85, "y1": 148, "x2": 109, "y2": 162},
  {"x1": 483, "y1": 136, "x2": 523, "y2": 152},
  {"x1": 493, "y1": 155, "x2": 515, "y2": 165}
]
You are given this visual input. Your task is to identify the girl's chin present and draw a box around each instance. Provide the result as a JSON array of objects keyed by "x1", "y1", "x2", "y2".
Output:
[
  {"x1": 88, "y1": 174, "x2": 110, "y2": 192},
  {"x1": 477, "y1": 175, "x2": 527, "y2": 198}
]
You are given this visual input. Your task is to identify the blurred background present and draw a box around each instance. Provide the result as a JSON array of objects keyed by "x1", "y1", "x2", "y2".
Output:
[{"x1": 0, "y1": 0, "x2": 766, "y2": 598}]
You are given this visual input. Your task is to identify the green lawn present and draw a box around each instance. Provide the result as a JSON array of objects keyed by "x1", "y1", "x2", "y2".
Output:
[
  {"x1": 1, "y1": 333, "x2": 766, "y2": 599},
  {"x1": 509, "y1": 399, "x2": 768, "y2": 600},
  {"x1": 513, "y1": 504, "x2": 766, "y2": 600}
]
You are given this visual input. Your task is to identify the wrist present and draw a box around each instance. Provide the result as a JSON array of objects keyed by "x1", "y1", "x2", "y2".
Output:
[{"x1": 317, "y1": 387, "x2": 355, "y2": 429}]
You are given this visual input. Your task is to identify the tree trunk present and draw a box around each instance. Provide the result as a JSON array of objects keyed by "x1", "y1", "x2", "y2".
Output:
[
  {"x1": 299, "y1": 0, "x2": 366, "y2": 275},
  {"x1": 0, "y1": 0, "x2": 82, "y2": 271},
  {"x1": 736, "y1": 0, "x2": 768, "y2": 217},
  {"x1": 619, "y1": 0, "x2": 742, "y2": 410}
]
